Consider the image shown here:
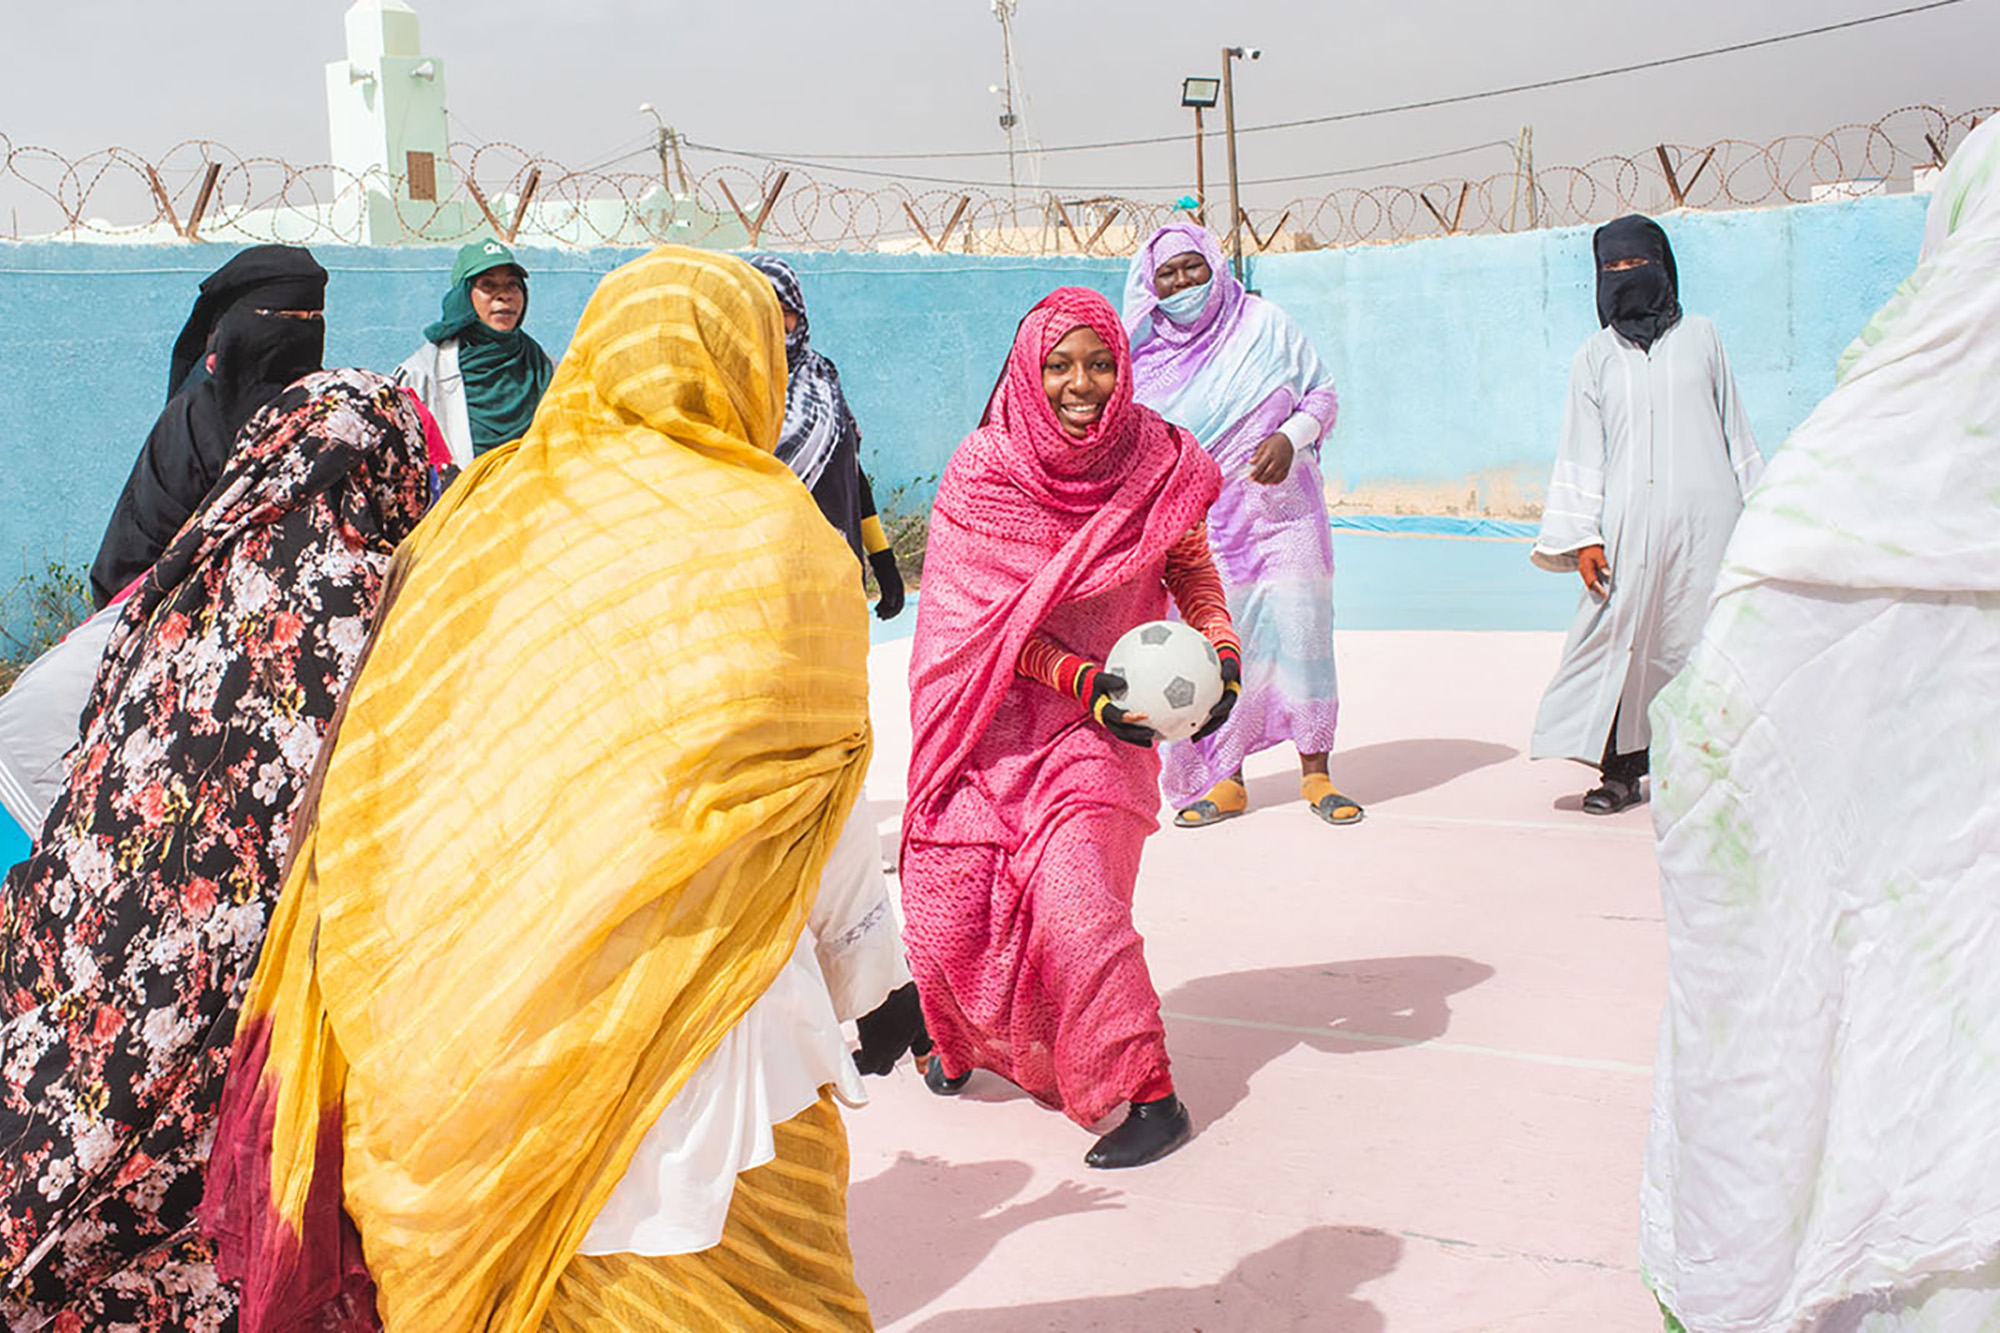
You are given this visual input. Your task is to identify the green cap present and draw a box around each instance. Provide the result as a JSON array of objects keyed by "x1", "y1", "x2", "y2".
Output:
[{"x1": 450, "y1": 238, "x2": 523, "y2": 287}]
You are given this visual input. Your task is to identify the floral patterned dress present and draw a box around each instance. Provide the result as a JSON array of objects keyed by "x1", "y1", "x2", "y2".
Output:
[{"x1": 0, "y1": 370, "x2": 430, "y2": 1331}]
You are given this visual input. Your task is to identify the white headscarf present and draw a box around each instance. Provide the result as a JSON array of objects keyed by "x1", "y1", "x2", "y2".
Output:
[{"x1": 1722, "y1": 117, "x2": 2000, "y2": 598}]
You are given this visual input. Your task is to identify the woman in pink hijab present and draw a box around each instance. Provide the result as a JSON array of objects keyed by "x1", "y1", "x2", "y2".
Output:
[{"x1": 901, "y1": 287, "x2": 1239, "y2": 1168}]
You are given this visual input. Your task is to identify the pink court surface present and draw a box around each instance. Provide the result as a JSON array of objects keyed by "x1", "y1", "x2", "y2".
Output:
[{"x1": 849, "y1": 628, "x2": 1665, "y2": 1332}]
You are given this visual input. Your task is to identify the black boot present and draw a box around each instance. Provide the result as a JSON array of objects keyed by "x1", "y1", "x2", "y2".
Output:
[
  {"x1": 922, "y1": 1055, "x2": 971, "y2": 1096},
  {"x1": 1085, "y1": 1094, "x2": 1192, "y2": 1169}
]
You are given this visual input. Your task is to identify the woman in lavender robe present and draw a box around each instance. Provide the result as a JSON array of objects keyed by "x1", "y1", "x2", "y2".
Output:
[{"x1": 1123, "y1": 223, "x2": 1359, "y2": 828}]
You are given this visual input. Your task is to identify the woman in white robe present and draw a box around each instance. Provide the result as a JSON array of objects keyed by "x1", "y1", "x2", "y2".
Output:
[
  {"x1": 1530, "y1": 215, "x2": 1764, "y2": 814},
  {"x1": 1642, "y1": 118, "x2": 2000, "y2": 1332}
]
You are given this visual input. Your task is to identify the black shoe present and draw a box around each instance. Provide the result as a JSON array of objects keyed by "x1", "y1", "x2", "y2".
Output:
[
  {"x1": 1582, "y1": 777, "x2": 1641, "y2": 816},
  {"x1": 923, "y1": 1056, "x2": 971, "y2": 1096},
  {"x1": 1085, "y1": 1094, "x2": 1192, "y2": 1169}
]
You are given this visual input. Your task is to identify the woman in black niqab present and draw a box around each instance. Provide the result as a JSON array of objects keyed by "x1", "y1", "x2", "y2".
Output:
[
  {"x1": 89, "y1": 245, "x2": 327, "y2": 606},
  {"x1": 1594, "y1": 214, "x2": 1682, "y2": 353}
]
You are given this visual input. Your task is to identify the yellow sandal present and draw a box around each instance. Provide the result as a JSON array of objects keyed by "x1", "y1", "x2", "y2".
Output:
[
  {"x1": 1302, "y1": 774, "x2": 1364, "y2": 826},
  {"x1": 1174, "y1": 777, "x2": 1248, "y2": 828}
]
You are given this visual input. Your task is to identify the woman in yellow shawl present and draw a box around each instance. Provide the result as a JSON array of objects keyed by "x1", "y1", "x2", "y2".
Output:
[{"x1": 200, "y1": 247, "x2": 918, "y2": 1331}]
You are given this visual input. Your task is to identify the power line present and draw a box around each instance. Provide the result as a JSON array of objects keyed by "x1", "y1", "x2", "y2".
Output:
[
  {"x1": 689, "y1": 0, "x2": 1966, "y2": 163},
  {"x1": 575, "y1": 132, "x2": 656, "y2": 175},
  {"x1": 1218, "y1": 1, "x2": 1969, "y2": 140},
  {"x1": 1201, "y1": 139, "x2": 1518, "y2": 187},
  {"x1": 574, "y1": 144, "x2": 657, "y2": 175},
  {"x1": 448, "y1": 111, "x2": 490, "y2": 145},
  {"x1": 677, "y1": 137, "x2": 1518, "y2": 195},
  {"x1": 449, "y1": 116, "x2": 655, "y2": 179}
]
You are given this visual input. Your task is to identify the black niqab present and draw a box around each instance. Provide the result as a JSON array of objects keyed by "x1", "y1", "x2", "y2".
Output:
[
  {"x1": 90, "y1": 247, "x2": 328, "y2": 606},
  {"x1": 1593, "y1": 215, "x2": 1682, "y2": 353},
  {"x1": 165, "y1": 245, "x2": 327, "y2": 399}
]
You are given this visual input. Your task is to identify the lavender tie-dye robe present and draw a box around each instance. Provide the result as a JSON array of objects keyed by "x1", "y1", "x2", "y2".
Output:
[{"x1": 1124, "y1": 224, "x2": 1342, "y2": 804}]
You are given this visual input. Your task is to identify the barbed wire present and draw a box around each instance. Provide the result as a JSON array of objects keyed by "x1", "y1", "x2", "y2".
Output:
[{"x1": 1, "y1": 106, "x2": 1987, "y2": 257}]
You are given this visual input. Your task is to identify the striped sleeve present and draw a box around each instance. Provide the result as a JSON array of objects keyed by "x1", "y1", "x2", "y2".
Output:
[
  {"x1": 1163, "y1": 526, "x2": 1241, "y2": 658},
  {"x1": 1017, "y1": 635, "x2": 1100, "y2": 700}
]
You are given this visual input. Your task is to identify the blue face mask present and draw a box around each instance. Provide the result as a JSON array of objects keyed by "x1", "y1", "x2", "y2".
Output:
[{"x1": 1157, "y1": 278, "x2": 1213, "y2": 325}]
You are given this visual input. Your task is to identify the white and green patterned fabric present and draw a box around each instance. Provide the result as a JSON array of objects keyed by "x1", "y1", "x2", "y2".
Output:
[{"x1": 1642, "y1": 118, "x2": 2000, "y2": 1333}]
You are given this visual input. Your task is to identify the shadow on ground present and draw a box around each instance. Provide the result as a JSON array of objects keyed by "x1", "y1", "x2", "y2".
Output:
[
  {"x1": 1162, "y1": 955, "x2": 1496, "y2": 1124},
  {"x1": 1241, "y1": 738, "x2": 1517, "y2": 811},
  {"x1": 906, "y1": 1224, "x2": 1404, "y2": 1332},
  {"x1": 849, "y1": 1153, "x2": 1125, "y2": 1327}
]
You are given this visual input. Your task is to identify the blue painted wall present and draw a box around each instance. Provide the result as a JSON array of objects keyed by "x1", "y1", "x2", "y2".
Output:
[
  {"x1": 0, "y1": 194, "x2": 1928, "y2": 598},
  {"x1": 0, "y1": 244, "x2": 1125, "y2": 589},
  {"x1": 1257, "y1": 194, "x2": 1929, "y2": 505}
]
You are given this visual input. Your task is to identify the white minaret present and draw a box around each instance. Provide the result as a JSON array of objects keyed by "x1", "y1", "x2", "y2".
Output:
[{"x1": 326, "y1": 0, "x2": 460, "y2": 242}]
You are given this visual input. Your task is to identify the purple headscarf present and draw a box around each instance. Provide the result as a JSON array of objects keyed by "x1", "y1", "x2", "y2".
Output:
[
  {"x1": 1122, "y1": 222, "x2": 1333, "y2": 451},
  {"x1": 1124, "y1": 223, "x2": 1252, "y2": 402}
]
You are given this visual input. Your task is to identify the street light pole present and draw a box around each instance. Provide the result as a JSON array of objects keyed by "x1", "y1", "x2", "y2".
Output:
[
  {"x1": 1180, "y1": 76, "x2": 1220, "y2": 229},
  {"x1": 1208, "y1": 46, "x2": 1256, "y2": 282},
  {"x1": 1193, "y1": 106, "x2": 1207, "y2": 225},
  {"x1": 1216, "y1": 48, "x2": 1232, "y2": 280}
]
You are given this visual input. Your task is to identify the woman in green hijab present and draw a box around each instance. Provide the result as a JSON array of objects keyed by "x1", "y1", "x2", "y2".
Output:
[{"x1": 395, "y1": 238, "x2": 555, "y2": 471}]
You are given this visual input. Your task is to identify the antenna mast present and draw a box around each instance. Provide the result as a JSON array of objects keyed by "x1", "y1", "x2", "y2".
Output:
[{"x1": 993, "y1": 0, "x2": 1021, "y2": 219}]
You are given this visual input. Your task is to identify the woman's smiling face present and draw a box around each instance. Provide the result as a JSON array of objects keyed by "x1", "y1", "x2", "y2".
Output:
[{"x1": 1041, "y1": 325, "x2": 1118, "y2": 440}]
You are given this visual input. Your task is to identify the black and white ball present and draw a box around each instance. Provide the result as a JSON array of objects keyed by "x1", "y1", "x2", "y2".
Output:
[{"x1": 1103, "y1": 620, "x2": 1225, "y2": 743}]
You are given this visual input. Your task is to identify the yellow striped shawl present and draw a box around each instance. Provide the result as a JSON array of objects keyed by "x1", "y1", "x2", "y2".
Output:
[{"x1": 231, "y1": 245, "x2": 871, "y2": 1331}]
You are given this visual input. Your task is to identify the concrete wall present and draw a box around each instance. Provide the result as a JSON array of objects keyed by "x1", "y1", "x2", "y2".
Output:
[{"x1": 0, "y1": 194, "x2": 1928, "y2": 589}]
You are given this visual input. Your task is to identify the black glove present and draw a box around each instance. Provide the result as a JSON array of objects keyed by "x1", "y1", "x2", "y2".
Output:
[
  {"x1": 853, "y1": 981, "x2": 925, "y2": 1076},
  {"x1": 1088, "y1": 671, "x2": 1156, "y2": 748},
  {"x1": 869, "y1": 549, "x2": 906, "y2": 621},
  {"x1": 1191, "y1": 643, "x2": 1242, "y2": 742}
]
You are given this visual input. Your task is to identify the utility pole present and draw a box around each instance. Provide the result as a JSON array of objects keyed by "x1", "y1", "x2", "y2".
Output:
[
  {"x1": 638, "y1": 102, "x2": 689, "y2": 196},
  {"x1": 1509, "y1": 124, "x2": 1537, "y2": 231},
  {"x1": 1522, "y1": 124, "x2": 1537, "y2": 228},
  {"x1": 668, "y1": 126, "x2": 690, "y2": 196},
  {"x1": 1221, "y1": 46, "x2": 1259, "y2": 283},
  {"x1": 993, "y1": 0, "x2": 1022, "y2": 223}
]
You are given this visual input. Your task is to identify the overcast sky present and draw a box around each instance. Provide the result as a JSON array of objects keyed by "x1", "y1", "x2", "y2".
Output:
[{"x1": 4, "y1": 0, "x2": 1994, "y2": 210}]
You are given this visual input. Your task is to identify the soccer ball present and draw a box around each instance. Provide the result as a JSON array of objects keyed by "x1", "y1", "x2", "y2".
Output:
[{"x1": 1103, "y1": 620, "x2": 1225, "y2": 743}]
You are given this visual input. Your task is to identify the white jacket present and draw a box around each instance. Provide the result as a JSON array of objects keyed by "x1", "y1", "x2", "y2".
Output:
[{"x1": 393, "y1": 339, "x2": 474, "y2": 468}]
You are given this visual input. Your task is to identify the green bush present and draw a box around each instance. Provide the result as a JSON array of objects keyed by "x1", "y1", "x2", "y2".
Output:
[
  {"x1": 864, "y1": 477, "x2": 935, "y2": 595},
  {"x1": 0, "y1": 561, "x2": 93, "y2": 697}
]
